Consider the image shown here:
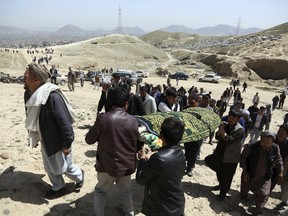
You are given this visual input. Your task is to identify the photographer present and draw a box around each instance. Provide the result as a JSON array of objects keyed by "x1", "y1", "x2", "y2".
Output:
[{"x1": 136, "y1": 117, "x2": 186, "y2": 216}]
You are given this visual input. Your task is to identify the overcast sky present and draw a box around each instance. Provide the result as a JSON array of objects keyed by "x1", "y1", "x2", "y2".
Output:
[{"x1": 0, "y1": 0, "x2": 287, "y2": 31}]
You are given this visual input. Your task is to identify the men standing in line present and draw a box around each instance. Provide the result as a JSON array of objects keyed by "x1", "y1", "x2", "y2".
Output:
[
  {"x1": 85, "y1": 87, "x2": 140, "y2": 216},
  {"x1": 24, "y1": 63, "x2": 83, "y2": 199},
  {"x1": 67, "y1": 66, "x2": 76, "y2": 92},
  {"x1": 136, "y1": 117, "x2": 186, "y2": 216},
  {"x1": 140, "y1": 86, "x2": 157, "y2": 115},
  {"x1": 240, "y1": 131, "x2": 283, "y2": 215},
  {"x1": 206, "y1": 109, "x2": 244, "y2": 201}
]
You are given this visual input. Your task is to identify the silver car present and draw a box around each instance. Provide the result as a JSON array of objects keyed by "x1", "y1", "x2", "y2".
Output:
[{"x1": 198, "y1": 74, "x2": 221, "y2": 83}]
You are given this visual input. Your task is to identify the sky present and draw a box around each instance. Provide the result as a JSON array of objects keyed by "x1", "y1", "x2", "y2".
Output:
[{"x1": 0, "y1": 0, "x2": 287, "y2": 31}]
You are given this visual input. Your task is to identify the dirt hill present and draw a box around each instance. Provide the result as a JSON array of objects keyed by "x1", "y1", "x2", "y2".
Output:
[
  {"x1": 0, "y1": 34, "x2": 170, "y2": 76},
  {"x1": 138, "y1": 22, "x2": 288, "y2": 82}
]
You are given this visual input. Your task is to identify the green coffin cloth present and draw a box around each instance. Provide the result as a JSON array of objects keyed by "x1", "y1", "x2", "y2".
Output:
[{"x1": 138, "y1": 107, "x2": 221, "y2": 142}]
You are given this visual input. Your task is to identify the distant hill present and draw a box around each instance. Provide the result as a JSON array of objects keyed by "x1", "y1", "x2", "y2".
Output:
[
  {"x1": 0, "y1": 23, "x2": 285, "y2": 48},
  {"x1": 255, "y1": 22, "x2": 288, "y2": 35},
  {"x1": 56, "y1": 24, "x2": 87, "y2": 35},
  {"x1": 161, "y1": 24, "x2": 262, "y2": 36},
  {"x1": 140, "y1": 30, "x2": 192, "y2": 45},
  {"x1": 0, "y1": 26, "x2": 27, "y2": 35}
]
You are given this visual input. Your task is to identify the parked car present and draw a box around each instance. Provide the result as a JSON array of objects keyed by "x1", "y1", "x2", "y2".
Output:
[
  {"x1": 85, "y1": 71, "x2": 97, "y2": 81},
  {"x1": 47, "y1": 73, "x2": 68, "y2": 85},
  {"x1": 168, "y1": 71, "x2": 189, "y2": 80},
  {"x1": 112, "y1": 70, "x2": 142, "y2": 85},
  {"x1": 136, "y1": 70, "x2": 150, "y2": 78},
  {"x1": 198, "y1": 74, "x2": 221, "y2": 83}
]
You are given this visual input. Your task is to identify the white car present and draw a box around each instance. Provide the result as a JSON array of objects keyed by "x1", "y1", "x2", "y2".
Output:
[
  {"x1": 136, "y1": 70, "x2": 150, "y2": 78},
  {"x1": 198, "y1": 74, "x2": 221, "y2": 83},
  {"x1": 48, "y1": 73, "x2": 68, "y2": 85}
]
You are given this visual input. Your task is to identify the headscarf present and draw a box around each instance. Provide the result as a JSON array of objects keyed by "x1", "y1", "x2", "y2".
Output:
[{"x1": 27, "y1": 63, "x2": 50, "y2": 83}]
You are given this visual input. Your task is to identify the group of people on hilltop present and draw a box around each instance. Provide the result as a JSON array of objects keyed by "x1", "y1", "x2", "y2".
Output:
[{"x1": 23, "y1": 63, "x2": 288, "y2": 216}]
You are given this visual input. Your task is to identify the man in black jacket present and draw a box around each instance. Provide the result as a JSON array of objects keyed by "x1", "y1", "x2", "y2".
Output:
[
  {"x1": 136, "y1": 117, "x2": 186, "y2": 216},
  {"x1": 97, "y1": 80, "x2": 113, "y2": 114},
  {"x1": 24, "y1": 63, "x2": 83, "y2": 199}
]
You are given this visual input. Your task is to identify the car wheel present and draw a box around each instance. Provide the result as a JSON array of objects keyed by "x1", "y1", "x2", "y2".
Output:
[
  {"x1": 199, "y1": 78, "x2": 203, "y2": 82},
  {"x1": 212, "y1": 79, "x2": 215, "y2": 83},
  {"x1": 60, "y1": 80, "x2": 66, "y2": 86}
]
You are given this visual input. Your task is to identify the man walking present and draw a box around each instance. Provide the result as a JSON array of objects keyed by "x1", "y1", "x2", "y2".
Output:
[
  {"x1": 67, "y1": 66, "x2": 76, "y2": 91},
  {"x1": 240, "y1": 131, "x2": 283, "y2": 215},
  {"x1": 85, "y1": 87, "x2": 140, "y2": 216},
  {"x1": 205, "y1": 109, "x2": 245, "y2": 201},
  {"x1": 24, "y1": 63, "x2": 83, "y2": 199}
]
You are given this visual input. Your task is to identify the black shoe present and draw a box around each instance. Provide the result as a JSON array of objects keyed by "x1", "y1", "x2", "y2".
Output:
[
  {"x1": 275, "y1": 201, "x2": 288, "y2": 210},
  {"x1": 187, "y1": 170, "x2": 193, "y2": 177},
  {"x1": 45, "y1": 187, "x2": 66, "y2": 199},
  {"x1": 212, "y1": 185, "x2": 220, "y2": 191},
  {"x1": 216, "y1": 193, "x2": 225, "y2": 202},
  {"x1": 75, "y1": 169, "x2": 84, "y2": 190}
]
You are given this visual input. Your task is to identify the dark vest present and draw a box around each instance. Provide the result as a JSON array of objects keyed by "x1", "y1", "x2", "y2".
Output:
[{"x1": 247, "y1": 141, "x2": 278, "y2": 180}]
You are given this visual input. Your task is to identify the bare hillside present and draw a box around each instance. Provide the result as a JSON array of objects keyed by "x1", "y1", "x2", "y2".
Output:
[{"x1": 0, "y1": 34, "x2": 170, "y2": 76}]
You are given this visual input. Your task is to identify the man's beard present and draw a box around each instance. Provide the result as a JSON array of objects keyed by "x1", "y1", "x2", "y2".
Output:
[{"x1": 24, "y1": 83, "x2": 29, "y2": 90}]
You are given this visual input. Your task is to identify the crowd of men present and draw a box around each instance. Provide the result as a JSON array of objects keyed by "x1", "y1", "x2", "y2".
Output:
[{"x1": 23, "y1": 63, "x2": 288, "y2": 216}]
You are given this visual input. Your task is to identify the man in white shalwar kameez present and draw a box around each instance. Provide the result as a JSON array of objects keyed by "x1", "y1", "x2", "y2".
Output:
[{"x1": 24, "y1": 63, "x2": 84, "y2": 199}]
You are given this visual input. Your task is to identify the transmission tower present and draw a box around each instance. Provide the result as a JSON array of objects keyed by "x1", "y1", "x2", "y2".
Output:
[
  {"x1": 235, "y1": 15, "x2": 242, "y2": 36},
  {"x1": 117, "y1": 6, "x2": 123, "y2": 34}
]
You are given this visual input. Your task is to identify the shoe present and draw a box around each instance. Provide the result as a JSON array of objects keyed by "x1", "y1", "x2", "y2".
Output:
[
  {"x1": 212, "y1": 185, "x2": 220, "y2": 191},
  {"x1": 75, "y1": 169, "x2": 84, "y2": 189},
  {"x1": 45, "y1": 187, "x2": 66, "y2": 199},
  {"x1": 187, "y1": 170, "x2": 193, "y2": 177},
  {"x1": 216, "y1": 193, "x2": 225, "y2": 202},
  {"x1": 275, "y1": 201, "x2": 288, "y2": 210}
]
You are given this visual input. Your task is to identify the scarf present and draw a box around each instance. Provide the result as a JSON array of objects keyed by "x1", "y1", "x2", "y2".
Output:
[{"x1": 25, "y1": 83, "x2": 76, "y2": 147}]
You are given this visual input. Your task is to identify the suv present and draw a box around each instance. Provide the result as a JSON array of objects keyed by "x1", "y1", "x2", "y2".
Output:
[
  {"x1": 198, "y1": 74, "x2": 221, "y2": 83},
  {"x1": 112, "y1": 70, "x2": 142, "y2": 85}
]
